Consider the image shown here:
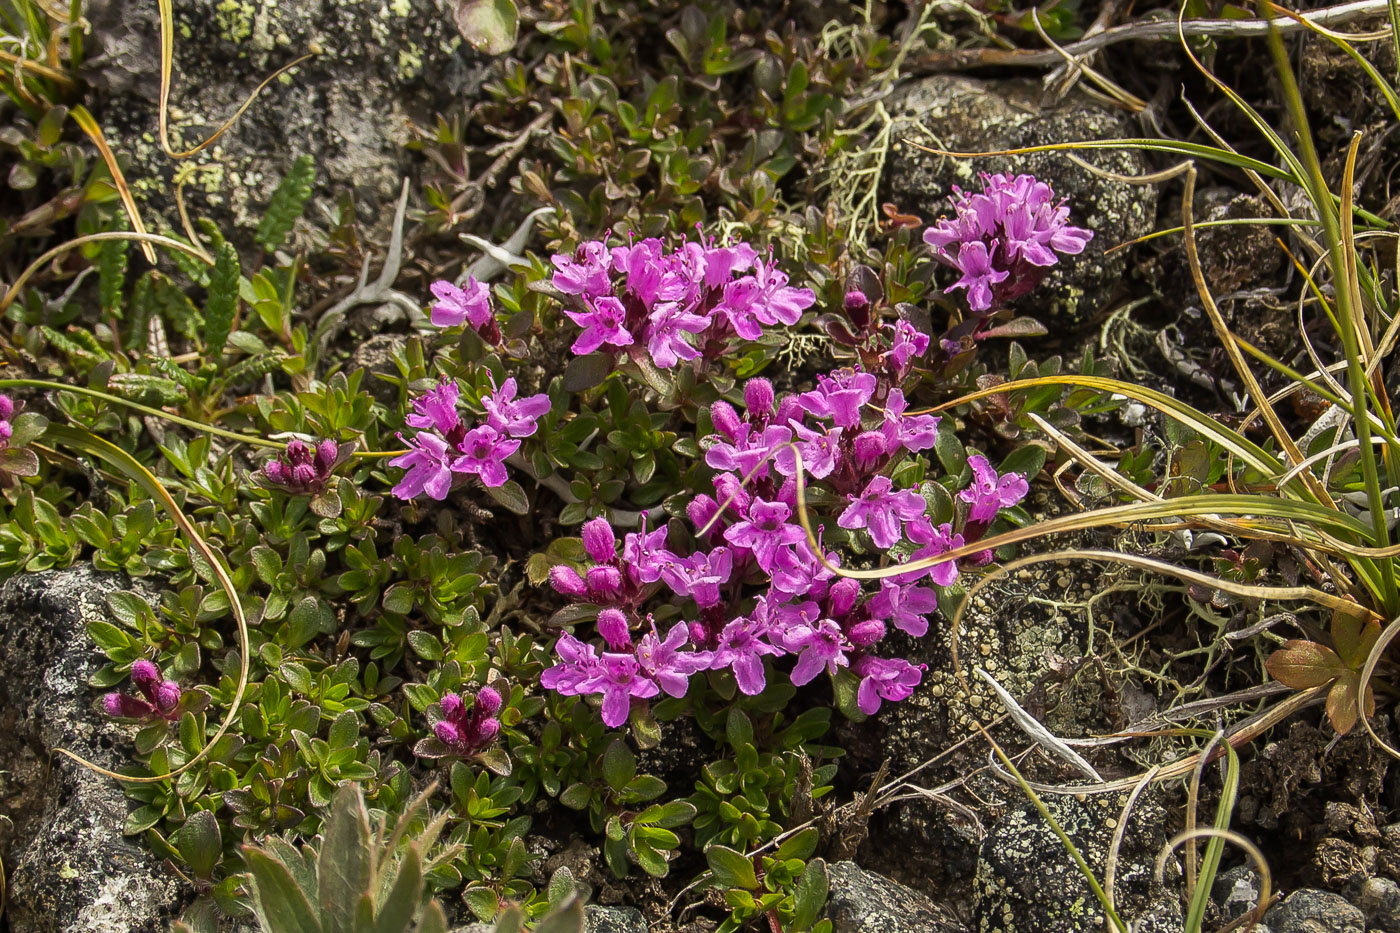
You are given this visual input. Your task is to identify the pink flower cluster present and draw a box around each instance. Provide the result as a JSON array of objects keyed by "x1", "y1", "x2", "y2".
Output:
[
  {"x1": 541, "y1": 367, "x2": 1031, "y2": 726},
  {"x1": 429, "y1": 277, "x2": 501, "y2": 344},
  {"x1": 260, "y1": 438, "x2": 350, "y2": 495},
  {"x1": 0, "y1": 394, "x2": 14, "y2": 450},
  {"x1": 924, "y1": 172, "x2": 1093, "y2": 314},
  {"x1": 101, "y1": 659, "x2": 190, "y2": 721},
  {"x1": 419, "y1": 687, "x2": 503, "y2": 758},
  {"x1": 550, "y1": 235, "x2": 816, "y2": 368},
  {"x1": 391, "y1": 376, "x2": 550, "y2": 500}
]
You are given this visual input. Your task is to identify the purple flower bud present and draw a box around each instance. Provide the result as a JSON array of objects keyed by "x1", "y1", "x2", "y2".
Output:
[
  {"x1": 848, "y1": 618, "x2": 887, "y2": 647},
  {"x1": 744, "y1": 378, "x2": 775, "y2": 418},
  {"x1": 586, "y1": 565, "x2": 623, "y2": 602},
  {"x1": 710, "y1": 401, "x2": 742, "y2": 441},
  {"x1": 285, "y1": 440, "x2": 312, "y2": 464},
  {"x1": 597, "y1": 608, "x2": 632, "y2": 650},
  {"x1": 154, "y1": 680, "x2": 182, "y2": 714},
  {"x1": 827, "y1": 578, "x2": 862, "y2": 618},
  {"x1": 130, "y1": 659, "x2": 161, "y2": 695},
  {"x1": 263, "y1": 459, "x2": 290, "y2": 484},
  {"x1": 687, "y1": 495, "x2": 720, "y2": 534},
  {"x1": 689, "y1": 621, "x2": 710, "y2": 648},
  {"x1": 775, "y1": 395, "x2": 804, "y2": 426},
  {"x1": 291, "y1": 463, "x2": 318, "y2": 488},
  {"x1": 844, "y1": 290, "x2": 871, "y2": 331},
  {"x1": 315, "y1": 439, "x2": 339, "y2": 471},
  {"x1": 0, "y1": 394, "x2": 15, "y2": 420},
  {"x1": 102, "y1": 693, "x2": 131, "y2": 717},
  {"x1": 439, "y1": 692, "x2": 465, "y2": 722},
  {"x1": 852, "y1": 431, "x2": 888, "y2": 472},
  {"x1": 473, "y1": 717, "x2": 501, "y2": 743},
  {"x1": 434, "y1": 720, "x2": 463, "y2": 747},
  {"x1": 550, "y1": 565, "x2": 588, "y2": 598},
  {"x1": 474, "y1": 686, "x2": 503, "y2": 716},
  {"x1": 0, "y1": 421, "x2": 11, "y2": 445},
  {"x1": 581, "y1": 517, "x2": 617, "y2": 563}
]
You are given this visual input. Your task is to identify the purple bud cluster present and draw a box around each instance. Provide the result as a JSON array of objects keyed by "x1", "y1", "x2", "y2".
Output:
[
  {"x1": 0, "y1": 394, "x2": 15, "y2": 450},
  {"x1": 923, "y1": 172, "x2": 1093, "y2": 315},
  {"x1": 101, "y1": 659, "x2": 188, "y2": 721},
  {"x1": 390, "y1": 376, "x2": 550, "y2": 500},
  {"x1": 429, "y1": 277, "x2": 501, "y2": 344},
  {"x1": 427, "y1": 687, "x2": 504, "y2": 757},
  {"x1": 542, "y1": 365, "x2": 1031, "y2": 724},
  {"x1": 261, "y1": 438, "x2": 344, "y2": 495},
  {"x1": 550, "y1": 234, "x2": 816, "y2": 369}
]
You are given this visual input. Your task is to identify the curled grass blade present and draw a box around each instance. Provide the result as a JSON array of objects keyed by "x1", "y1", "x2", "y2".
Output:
[
  {"x1": 42, "y1": 424, "x2": 249, "y2": 784},
  {"x1": 0, "y1": 230, "x2": 210, "y2": 313}
]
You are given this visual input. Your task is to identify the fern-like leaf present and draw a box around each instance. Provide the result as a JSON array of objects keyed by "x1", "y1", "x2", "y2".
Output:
[
  {"x1": 204, "y1": 241, "x2": 240, "y2": 355},
  {"x1": 256, "y1": 154, "x2": 316, "y2": 253},
  {"x1": 98, "y1": 233, "x2": 128, "y2": 316}
]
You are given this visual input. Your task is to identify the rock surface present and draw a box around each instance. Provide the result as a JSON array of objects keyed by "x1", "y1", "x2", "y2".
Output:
[
  {"x1": 887, "y1": 75, "x2": 1157, "y2": 326},
  {"x1": 1357, "y1": 876, "x2": 1400, "y2": 932},
  {"x1": 1264, "y1": 888, "x2": 1365, "y2": 933},
  {"x1": 973, "y1": 790, "x2": 1181, "y2": 933},
  {"x1": 87, "y1": 0, "x2": 487, "y2": 240},
  {"x1": 583, "y1": 905, "x2": 649, "y2": 933},
  {"x1": 0, "y1": 568, "x2": 184, "y2": 933},
  {"x1": 825, "y1": 861, "x2": 968, "y2": 933}
]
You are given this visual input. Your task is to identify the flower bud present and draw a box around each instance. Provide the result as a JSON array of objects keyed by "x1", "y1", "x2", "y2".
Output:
[
  {"x1": 712, "y1": 473, "x2": 751, "y2": 517},
  {"x1": 263, "y1": 459, "x2": 290, "y2": 485},
  {"x1": 586, "y1": 565, "x2": 623, "y2": 602},
  {"x1": 285, "y1": 439, "x2": 311, "y2": 464},
  {"x1": 689, "y1": 621, "x2": 710, "y2": 648},
  {"x1": 474, "y1": 686, "x2": 503, "y2": 716},
  {"x1": 130, "y1": 659, "x2": 161, "y2": 695},
  {"x1": 848, "y1": 618, "x2": 887, "y2": 647},
  {"x1": 102, "y1": 693, "x2": 141, "y2": 717},
  {"x1": 439, "y1": 692, "x2": 465, "y2": 722},
  {"x1": 434, "y1": 720, "x2": 463, "y2": 747},
  {"x1": 315, "y1": 439, "x2": 340, "y2": 472},
  {"x1": 709, "y1": 401, "x2": 742, "y2": 441},
  {"x1": 775, "y1": 395, "x2": 804, "y2": 426},
  {"x1": 154, "y1": 680, "x2": 182, "y2": 714},
  {"x1": 581, "y1": 517, "x2": 617, "y2": 563},
  {"x1": 844, "y1": 290, "x2": 871, "y2": 331},
  {"x1": 597, "y1": 608, "x2": 632, "y2": 650},
  {"x1": 291, "y1": 463, "x2": 318, "y2": 488},
  {"x1": 827, "y1": 577, "x2": 861, "y2": 618},
  {"x1": 0, "y1": 421, "x2": 12, "y2": 445},
  {"x1": 744, "y1": 378, "x2": 774, "y2": 419},
  {"x1": 549, "y1": 565, "x2": 588, "y2": 598},
  {"x1": 473, "y1": 717, "x2": 501, "y2": 744},
  {"x1": 852, "y1": 431, "x2": 887, "y2": 472},
  {"x1": 687, "y1": 495, "x2": 720, "y2": 535},
  {"x1": 0, "y1": 394, "x2": 15, "y2": 420}
]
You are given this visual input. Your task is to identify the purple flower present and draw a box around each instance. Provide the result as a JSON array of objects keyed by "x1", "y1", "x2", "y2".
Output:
[
  {"x1": 586, "y1": 565, "x2": 624, "y2": 602},
  {"x1": 636, "y1": 622, "x2": 711, "y2": 697},
  {"x1": 581, "y1": 517, "x2": 617, "y2": 563},
  {"x1": 597, "y1": 607, "x2": 632, "y2": 649},
  {"x1": 711, "y1": 602, "x2": 785, "y2": 695},
  {"x1": 260, "y1": 438, "x2": 346, "y2": 495},
  {"x1": 551, "y1": 241, "x2": 613, "y2": 298},
  {"x1": 550, "y1": 565, "x2": 588, "y2": 598},
  {"x1": 423, "y1": 688, "x2": 504, "y2": 757},
  {"x1": 594, "y1": 654, "x2": 660, "y2": 727},
  {"x1": 482, "y1": 377, "x2": 551, "y2": 438},
  {"x1": 798, "y1": 369, "x2": 878, "y2": 428},
  {"x1": 101, "y1": 659, "x2": 190, "y2": 722},
  {"x1": 723, "y1": 498, "x2": 806, "y2": 573},
  {"x1": 881, "y1": 390, "x2": 939, "y2": 454},
  {"x1": 774, "y1": 421, "x2": 841, "y2": 480},
  {"x1": 770, "y1": 538, "x2": 838, "y2": 598},
  {"x1": 646, "y1": 303, "x2": 711, "y2": 368},
  {"x1": 406, "y1": 381, "x2": 464, "y2": 435},
  {"x1": 623, "y1": 518, "x2": 674, "y2": 585},
  {"x1": 430, "y1": 278, "x2": 493, "y2": 329},
  {"x1": 960, "y1": 453, "x2": 1030, "y2": 523},
  {"x1": 837, "y1": 476, "x2": 928, "y2": 549},
  {"x1": 868, "y1": 580, "x2": 938, "y2": 637},
  {"x1": 744, "y1": 378, "x2": 775, "y2": 419},
  {"x1": 853, "y1": 656, "x2": 926, "y2": 714},
  {"x1": 748, "y1": 258, "x2": 816, "y2": 327},
  {"x1": 885, "y1": 319, "x2": 930, "y2": 374},
  {"x1": 896, "y1": 520, "x2": 965, "y2": 587},
  {"x1": 945, "y1": 240, "x2": 1009, "y2": 313},
  {"x1": 706, "y1": 423, "x2": 792, "y2": 481},
  {"x1": 564, "y1": 296, "x2": 634, "y2": 355},
  {"x1": 541, "y1": 632, "x2": 603, "y2": 695},
  {"x1": 659, "y1": 546, "x2": 733, "y2": 609},
  {"x1": 784, "y1": 617, "x2": 850, "y2": 686},
  {"x1": 455, "y1": 425, "x2": 518, "y2": 488},
  {"x1": 390, "y1": 432, "x2": 457, "y2": 500}
]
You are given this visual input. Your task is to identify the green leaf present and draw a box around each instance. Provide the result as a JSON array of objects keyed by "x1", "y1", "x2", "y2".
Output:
[
  {"x1": 705, "y1": 844, "x2": 758, "y2": 890},
  {"x1": 461, "y1": 886, "x2": 498, "y2": 922},
  {"x1": 99, "y1": 233, "x2": 128, "y2": 314},
  {"x1": 562, "y1": 353, "x2": 615, "y2": 392},
  {"x1": 374, "y1": 844, "x2": 423, "y2": 933},
  {"x1": 453, "y1": 0, "x2": 519, "y2": 54},
  {"x1": 317, "y1": 785, "x2": 372, "y2": 933},
  {"x1": 86, "y1": 619, "x2": 130, "y2": 654},
  {"x1": 479, "y1": 746, "x2": 513, "y2": 776},
  {"x1": 484, "y1": 480, "x2": 529, "y2": 515},
  {"x1": 256, "y1": 154, "x2": 316, "y2": 253},
  {"x1": 601, "y1": 738, "x2": 636, "y2": 792},
  {"x1": 177, "y1": 809, "x2": 223, "y2": 880},
  {"x1": 999, "y1": 444, "x2": 1047, "y2": 480},
  {"x1": 559, "y1": 783, "x2": 592, "y2": 810},
  {"x1": 533, "y1": 896, "x2": 585, "y2": 933},
  {"x1": 8, "y1": 411, "x2": 48, "y2": 448},
  {"x1": 327, "y1": 709, "x2": 360, "y2": 748},
  {"x1": 791, "y1": 858, "x2": 829, "y2": 931},
  {"x1": 243, "y1": 846, "x2": 323, "y2": 933},
  {"x1": 203, "y1": 241, "x2": 240, "y2": 354}
]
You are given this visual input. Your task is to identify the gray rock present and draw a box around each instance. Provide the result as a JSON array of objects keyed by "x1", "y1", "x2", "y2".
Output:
[
  {"x1": 349, "y1": 332, "x2": 410, "y2": 406},
  {"x1": 86, "y1": 0, "x2": 489, "y2": 241},
  {"x1": 1214, "y1": 865, "x2": 1266, "y2": 921},
  {"x1": 1265, "y1": 889, "x2": 1365, "y2": 933},
  {"x1": 825, "y1": 861, "x2": 968, "y2": 933},
  {"x1": 0, "y1": 568, "x2": 184, "y2": 933},
  {"x1": 1358, "y1": 876, "x2": 1400, "y2": 932},
  {"x1": 973, "y1": 790, "x2": 1181, "y2": 933},
  {"x1": 584, "y1": 905, "x2": 647, "y2": 933},
  {"x1": 887, "y1": 75, "x2": 1157, "y2": 327}
]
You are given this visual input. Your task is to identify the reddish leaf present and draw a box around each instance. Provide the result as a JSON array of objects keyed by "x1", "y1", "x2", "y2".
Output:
[{"x1": 1265, "y1": 640, "x2": 1347, "y2": 689}]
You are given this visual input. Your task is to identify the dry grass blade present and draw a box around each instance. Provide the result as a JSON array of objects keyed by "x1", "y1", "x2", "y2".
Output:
[
  {"x1": 43, "y1": 426, "x2": 249, "y2": 784},
  {"x1": 69, "y1": 106, "x2": 156, "y2": 263},
  {"x1": 974, "y1": 667, "x2": 1103, "y2": 781},
  {"x1": 1357, "y1": 616, "x2": 1400, "y2": 760},
  {"x1": 1103, "y1": 764, "x2": 1159, "y2": 933}
]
